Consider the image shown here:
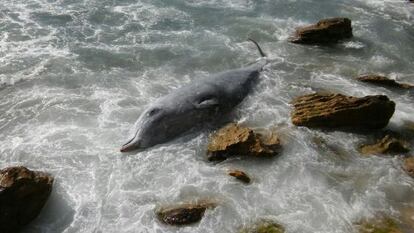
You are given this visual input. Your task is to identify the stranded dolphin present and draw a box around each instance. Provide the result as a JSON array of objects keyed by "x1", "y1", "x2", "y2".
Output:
[{"x1": 120, "y1": 39, "x2": 267, "y2": 152}]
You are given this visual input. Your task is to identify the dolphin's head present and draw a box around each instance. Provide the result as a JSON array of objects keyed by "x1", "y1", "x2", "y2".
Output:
[{"x1": 120, "y1": 105, "x2": 172, "y2": 152}]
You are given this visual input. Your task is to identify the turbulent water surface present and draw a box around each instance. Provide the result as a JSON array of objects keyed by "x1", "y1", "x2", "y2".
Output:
[{"x1": 1, "y1": 0, "x2": 414, "y2": 232}]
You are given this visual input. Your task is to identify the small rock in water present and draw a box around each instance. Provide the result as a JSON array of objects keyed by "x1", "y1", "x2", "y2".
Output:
[
  {"x1": 403, "y1": 157, "x2": 414, "y2": 178},
  {"x1": 156, "y1": 202, "x2": 216, "y2": 226},
  {"x1": 0, "y1": 166, "x2": 54, "y2": 233},
  {"x1": 289, "y1": 17, "x2": 353, "y2": 44},
  {"x1": 207, "y1": 123, "x2": 281, "y2": 161},
  {"x1": 356, "y1": 216, "x2": 402, "y2": 233},
  {"x1": 291, "y1": 93, "x2": 395, "y2": 129},
  {"x1": 239, "y1": 219, "x2": 285, "y2": 233},
  {"x1": 359, "y1": 135, "x2": 410, "y2": 155},
  {"x1": 228, "y1": 169, "x2": 251, "y2": 184},
  {"x1": 356, "y1": 75, "x2": 413, "y2": 90}
]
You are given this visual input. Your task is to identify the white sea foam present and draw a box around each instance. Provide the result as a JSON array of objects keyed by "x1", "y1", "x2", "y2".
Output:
[{"x1": 1, "y1": 0, "x2": 414, "y2": 233}]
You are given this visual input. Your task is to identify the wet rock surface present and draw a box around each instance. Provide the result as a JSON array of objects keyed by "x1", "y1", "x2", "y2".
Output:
[
  {"x1": 0, "y1": 166, "x2": 54, "y2": 233},
  {"x1": 291, "y1": 93, "x2": 395, "y2": 129},
  {"x1": 156, "y1": 202, "x2": 216, "y2": 226},
  {"x1": 228, "y1": 169, "x2": 251, "y2": 184},
  {"x1": 239, "y1": 219, "x2": 285, "y2": 233},
  {"x1": 359, "y1": 135, "x2": 410, "y2": 155},
  {"x1": 207, "y1": 123, "x2": 281, "y2": 161},
  {"x1": 289, "y1": 17, "x2": 352, "y2": 44},
  {"x1": 356, "y1": 216, "x2": 402, "y2": 233},
  {"x1": 356, "y1": 75, "x2": 413, "y2": 90},
  {"x1": 403, "y1": 157, "x2": 414, "y2": 177}
]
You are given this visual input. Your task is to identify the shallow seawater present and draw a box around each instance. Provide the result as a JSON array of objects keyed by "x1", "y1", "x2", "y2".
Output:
[{"x1": 0, "y1": 0, "x2": 413, "y2": 232}]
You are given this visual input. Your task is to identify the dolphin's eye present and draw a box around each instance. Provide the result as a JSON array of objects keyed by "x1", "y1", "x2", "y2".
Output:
[{"x1": 148, "y1": 108, "x2": 161, "y2": 116}]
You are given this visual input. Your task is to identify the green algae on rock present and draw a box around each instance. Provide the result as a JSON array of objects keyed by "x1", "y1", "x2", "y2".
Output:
[
  {"x1": 239, "y1": 220, "x2": 285, "y2": 233},
  {"x1": 356, "y1": 216, "x2": 402, "y2": 233}
]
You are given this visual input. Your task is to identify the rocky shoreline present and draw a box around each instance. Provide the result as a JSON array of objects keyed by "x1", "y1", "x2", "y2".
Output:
[{"x1": 3, "y1": 9, "x2": 414, "y2": 233}]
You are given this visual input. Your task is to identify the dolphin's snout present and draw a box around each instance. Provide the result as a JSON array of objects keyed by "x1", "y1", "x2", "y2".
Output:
[{"x1": 120, "y1": 139, "x2": 141, "y2": 152}]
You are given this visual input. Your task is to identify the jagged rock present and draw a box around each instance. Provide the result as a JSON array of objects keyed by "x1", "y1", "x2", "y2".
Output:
[
  {"x1": 291, "y1": 93, "x2": 395, "y2": 129},
  {"x1": 356, "y1": 216, "x2": 402, "y2": 233},
  {"x1": 207, "y1": 123, "x2": 281, "y2": 161},
  {"x1": 356, "y1": 75, "x2": 413, "y2": 90},
  {"x1": 290, "y1": 17, "x2": 353, "y2": 44},
  {"x1": 359, "y1": 135, "x2": 410, "y2": 155},
  {"x1": 0, "y1": 166, "x2": 54, "y2": 233},
  {"x1": 228, "y1": 169, "x2": 251, "y2": 184},
  {"x1": 240, "y1": 219, "x2": 285, "y2": 233},
  {"x1": 403, "y1": 157, "x2": 414, "y2": 177},
  {"x1": 156, "y1": 201, "x2": 216, "y2": 226}
]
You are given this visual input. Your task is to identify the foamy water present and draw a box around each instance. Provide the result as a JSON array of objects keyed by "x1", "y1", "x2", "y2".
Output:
[{"x1": 0, "y1": 0, "x2": 413, "y2": 232}]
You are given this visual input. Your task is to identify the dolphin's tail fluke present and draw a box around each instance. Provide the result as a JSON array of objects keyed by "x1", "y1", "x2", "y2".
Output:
[{"x1": 248, "y1": 38, "x2": 267, "y2": 58}]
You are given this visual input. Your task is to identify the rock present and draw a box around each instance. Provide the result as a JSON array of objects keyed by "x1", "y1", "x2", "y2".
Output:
[
  {"x1": 356, "y1": 216, "x2": 402, "y2": 233},
  {"x1": 156, "y1": 202, "x2": 216, "y2": 226},
  {"x1": 0, "y1": 166, "x2": 54, "y2": 233},
  {"x1": 291, "y1": 93, "x2": 395, "y2": 129},
  {"x1": 207, "y1": 123, "x2": 281, "y2": 161},
  {"x1": 290, "y1": 17, "x2": 353, "y2": 44},
  {"x1": 240, "y1": 219, "x2": 285, "y2": 233},
  {"x1": 359, "y1": 135, "x2": 410, "y2": 155},
  {"x1": 400, "y1": 207, "x2": 414, "y2": 231},
  {"x1": 356, "y1": 75, "x2": 413, "y2": 90},
  {"x1": 403, "y1": 157, "x2": 414, "y2": 177},
  {"x1": 228, "y1": 169, "x2": 251, "y2": 184}
]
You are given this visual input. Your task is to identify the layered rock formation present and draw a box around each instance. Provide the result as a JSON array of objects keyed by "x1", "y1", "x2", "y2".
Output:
[
  {"x1": 291, "y1": 93, "x2": 395, "y2": 129},
  {"x1": 207, "y1": 123, "x2": 281, "y2": 161}
]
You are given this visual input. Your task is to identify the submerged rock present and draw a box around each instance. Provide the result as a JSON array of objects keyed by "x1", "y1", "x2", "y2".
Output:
[
  {"x1": 207, "y1": 123, "x2": 281, "y2": 161},
  {"x1": 403, "y1": 157, "x2": 414, "y2": 178},
  {"x1": 289, "y1": 17, "x2": 352, "y2": 44},
  {"x1": 0, "y1": 166, "x2": 54, "y2": 233},
  {"x1": 356, "y1": 216, "x2": 402, "y2": 233},
  {"x1": 228, "y1": 169, "x2": 251, "y2": 184},
  {"x1": 239, "y1": 219, "x2": 285, "y2": 233},
  {"x1": 156, "y1": 201, "x2": 216, "y2": 226},
  {"x1": 291, "y1": 93, "x2": 395, "y2": 129},
  {"x1": 359, "y1": 135, "x2": 410, "y2": 155},
  {"x1": 356, "y1": 75, "x2": 413, "y2": 90}
]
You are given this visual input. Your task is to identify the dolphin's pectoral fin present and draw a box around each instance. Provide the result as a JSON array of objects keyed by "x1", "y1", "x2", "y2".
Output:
[{"x1": 194, "y1": 97, "x2": 219, "y2": 109}]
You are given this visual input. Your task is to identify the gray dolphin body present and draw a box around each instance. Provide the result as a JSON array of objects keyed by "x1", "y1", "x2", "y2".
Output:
[{"x1": 120, "y1": 40, "x2": 267, "y2": 152}]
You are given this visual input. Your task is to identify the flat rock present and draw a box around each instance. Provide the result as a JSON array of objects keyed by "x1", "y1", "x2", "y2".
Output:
[
  {"x1": 291, "y1": 93, "x2": 395, "y2": 129},
  {"x1": 356, "y1": 216, "x2": 402, "y2": 233},
  {"x1": 403, "y1": 157, "x2": 414, "y2": 177},
  {"x1": 228, "y1": 169, "x2": 251, "y2": 184},
  {"x1": 0, "y1": 166, "x2": 54, "y2": 233},
  {"x1": 156, "y1": 202, "x2": 216, "y2": 226},
  {"x1": 290, "y1": 17, "x2": 353, "y2": 44},
  {"x1": 356, "y1": 75, "x2": 413, "y2": 90},
  {"x1": 240, "y1": 219, "x2": 285, "y2": 233},
  {"x1": 207, "y1": 123, "x2": 281, "y2": 161},
  {"x1": 359, "y1": 135, "x2": 410, "y2": 155}
]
